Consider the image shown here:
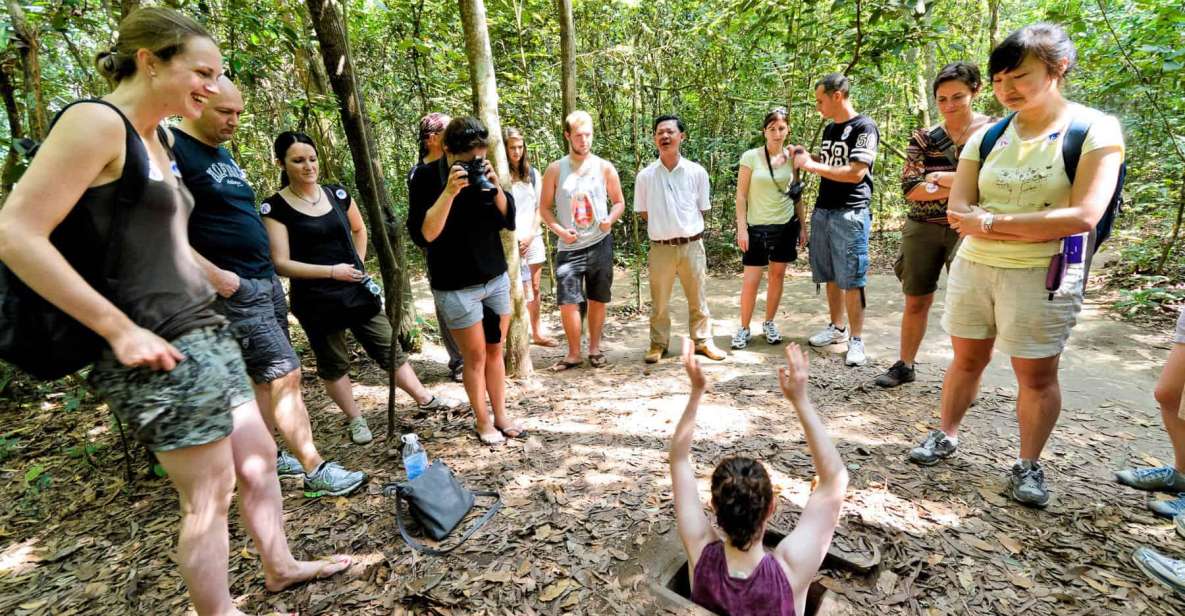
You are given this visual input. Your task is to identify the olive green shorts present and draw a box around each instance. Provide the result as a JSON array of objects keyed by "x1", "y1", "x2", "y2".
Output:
[
  {"x1": 893, "y1": 219, "x2": 961, "y2": 297},
  {"x1": 89, "y1": 326, "x2": 254, "y2": 452}
]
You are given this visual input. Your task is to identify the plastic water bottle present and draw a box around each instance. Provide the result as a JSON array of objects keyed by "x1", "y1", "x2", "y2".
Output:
[{"x1": 401, "y1": 433, "x2": 428, "y2": 481}]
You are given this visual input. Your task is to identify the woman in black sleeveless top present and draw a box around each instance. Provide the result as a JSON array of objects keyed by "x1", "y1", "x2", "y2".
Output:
[
  {"x1": 262, "y1": 132, "x2": 456, "y2": 445},
  {"x1": 0, "y1": 9, "x2": 347, "y2": 613}
]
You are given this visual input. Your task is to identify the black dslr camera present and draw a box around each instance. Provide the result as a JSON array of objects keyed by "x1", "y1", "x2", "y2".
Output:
[
  {"x1": 462, "y1": 156, "x2": 497, "y2": 192},
  {"x1": 786, "y1": 147, "x2": 806, "y2": 202}
]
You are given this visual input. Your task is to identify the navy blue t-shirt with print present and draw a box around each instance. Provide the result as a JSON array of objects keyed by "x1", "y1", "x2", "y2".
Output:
[
  {"x1": 815, "y1": 114, "x2": 879, "y2": 210},
  {"x1": 171, "y1": 127, "x2": 275, "y2": 279}
]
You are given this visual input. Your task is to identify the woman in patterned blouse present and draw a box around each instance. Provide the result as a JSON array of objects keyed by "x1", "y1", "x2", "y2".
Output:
[{"x1": 876, "y1": 62, "x2": 994, "y2": 389}]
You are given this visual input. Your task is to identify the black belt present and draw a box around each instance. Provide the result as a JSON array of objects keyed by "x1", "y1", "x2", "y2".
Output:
[{"x1": 652, "y1": 232, "x2": 703, "y2": 246}]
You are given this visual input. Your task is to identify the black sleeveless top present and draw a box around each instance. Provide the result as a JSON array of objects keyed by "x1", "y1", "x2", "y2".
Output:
[
  {"x1": 259, "y1": 185, "x2": 361, "y2": 324},
  {"x1": 79, "y1": 121, "x2": 222, "y2": 341}
]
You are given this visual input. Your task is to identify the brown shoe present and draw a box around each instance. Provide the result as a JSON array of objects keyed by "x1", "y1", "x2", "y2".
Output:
[
  {"x1": 644, "y1": 344, "x2": 665, "y2": 364},
  {"x1": 695, "y1": 342, "x2": 726, "y2": 361}
]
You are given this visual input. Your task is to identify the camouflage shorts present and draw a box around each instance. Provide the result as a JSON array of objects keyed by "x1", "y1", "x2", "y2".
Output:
[{"x1": 89, "y1": 326, "x2": 255, "y2": 452}]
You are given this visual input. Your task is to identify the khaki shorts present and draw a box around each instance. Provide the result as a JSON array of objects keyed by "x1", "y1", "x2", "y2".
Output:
[
  {"x1": 893, "y1": 219, "x2": 960, "y2": 296},
  {"x1": 941, "y1": 257, "x2": 1083, "y2": 359}
]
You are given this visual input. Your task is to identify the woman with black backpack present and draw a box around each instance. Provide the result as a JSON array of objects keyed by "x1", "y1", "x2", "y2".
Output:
[
  {"x1": 0, "y1": 8, "x2": 349, "y2": 615},
  {"x1": 260, "y1": 131, "x2": 459, "y2": 446},
  {"x1": 906, "y1": 23, "x2": 1125, "y2": 509}
]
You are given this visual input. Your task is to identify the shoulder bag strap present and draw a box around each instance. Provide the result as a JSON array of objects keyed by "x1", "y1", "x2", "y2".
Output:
[
  {"x1": 324, "y1": 187, "x2": 365, "y2": 271},
  {"x1": 977, "y1": 112, "x2": 1015, "y2": 169},
  {"x1": 1060, "y1": 118, "x2": 1091, "y2": 185},
  {"x1": 393, "y1": 488, "x2": 502, "y2": 556}
]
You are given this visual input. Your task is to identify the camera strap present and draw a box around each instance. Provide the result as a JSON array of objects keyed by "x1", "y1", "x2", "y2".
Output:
[{"x1": 764, "y1": 146, "x2": 801, "y2": 219}]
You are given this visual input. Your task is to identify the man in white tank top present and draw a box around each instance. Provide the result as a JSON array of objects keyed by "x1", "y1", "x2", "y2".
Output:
[{"x1": 539, "y1": 110, "x2": 626, "y2": 370}]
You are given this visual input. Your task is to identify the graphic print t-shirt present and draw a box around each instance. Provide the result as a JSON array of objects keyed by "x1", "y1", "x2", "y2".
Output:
[
  {"x1": 171, "y1": 128, "x2": 275, "y2": 279},
  {"x1": 815, "y1": 114, "x2": 879, "y2": 210}
]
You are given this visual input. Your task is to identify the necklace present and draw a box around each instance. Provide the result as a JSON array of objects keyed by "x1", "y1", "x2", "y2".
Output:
[
  {"x1": 287, "y1": 185, "x2": 322, "y2": 206},
  {"x1": 945, "y1": 116, "x2": 974, "y2": 145}
]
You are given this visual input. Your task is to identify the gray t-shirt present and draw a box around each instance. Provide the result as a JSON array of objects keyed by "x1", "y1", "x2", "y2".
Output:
[{"x1": 554, "y1": 154, "x2": 610, "y2": 252}]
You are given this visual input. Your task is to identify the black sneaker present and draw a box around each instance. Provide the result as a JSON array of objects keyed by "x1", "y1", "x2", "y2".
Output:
[{"x1": 875, "y1": 360, "x2": 916, "y2": 388}]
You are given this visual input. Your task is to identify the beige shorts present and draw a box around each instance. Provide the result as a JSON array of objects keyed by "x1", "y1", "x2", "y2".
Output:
[{"x1": 941, "y1": 257, "x2": 1083, "y2": 359}]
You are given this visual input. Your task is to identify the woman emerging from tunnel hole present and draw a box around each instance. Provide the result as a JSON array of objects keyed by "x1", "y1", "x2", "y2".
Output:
[{"x1": 669, "y1": 338, "x2": 848, "y2": 615}]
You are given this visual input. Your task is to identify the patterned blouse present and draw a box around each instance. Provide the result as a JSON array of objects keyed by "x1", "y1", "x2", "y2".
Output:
[{"x1": 900, "y1": 119, "x2": 996, "y2": 224}]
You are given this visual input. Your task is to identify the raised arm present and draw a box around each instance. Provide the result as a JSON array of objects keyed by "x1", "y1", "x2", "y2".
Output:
[
  {"x1": 0, "y1": 104, "x2": 182, "y2": 371},
  {"x1": 772, "y1": 344, "x2": 849, "y2": 605},
  {"x1": 798, "y1": 155, "x2": 869, "y2": 184},
  {"x1": 669, "y1": 337, "x2": 717, "y2": 566}
]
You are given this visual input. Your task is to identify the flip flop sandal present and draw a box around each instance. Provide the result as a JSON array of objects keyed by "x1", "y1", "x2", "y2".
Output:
[
  {"x1": 476, "y1": 429, "x2": 506, "y2": 445},
  {"x1": 588, "y1": 353, "x2": 608, "y2": 368},
  {"x1": 550, "y1": 359, "x2": 583, "y2": 372},
  {"x1": 496, "y1": 424, "x2": 528, "y2": 439}
]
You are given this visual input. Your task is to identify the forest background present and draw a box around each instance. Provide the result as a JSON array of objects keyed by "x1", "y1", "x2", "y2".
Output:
[{"x1": 1, "y1": 0, "x2": 1183, "y2": 352}]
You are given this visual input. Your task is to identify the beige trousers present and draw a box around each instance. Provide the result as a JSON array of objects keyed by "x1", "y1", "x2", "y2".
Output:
[{"x1": 648, "y1": 239, "x2": 712, "y2": 348}]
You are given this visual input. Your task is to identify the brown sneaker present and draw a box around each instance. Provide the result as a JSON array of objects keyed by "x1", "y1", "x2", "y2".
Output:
[
  {"x1": 644, "y1": 344, "x2": 665, "y2": 364},
  {"x1": 695, "y1": 342, "x2": 726, "y2": 361}
]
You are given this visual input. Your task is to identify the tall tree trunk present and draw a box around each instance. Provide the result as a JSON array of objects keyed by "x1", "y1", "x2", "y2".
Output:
[
  {"x1": 556, "y1": 0, "x2": 576, "y2": 118},
  {"x1": 6, "y1": 0, "x2": 48, "y2": 140},
  {"x1": 306, "y1": 0, "x2": 415, "y2": 438},
  {"x1": 0, "y1": 60, "x2": 25, "y2": 197},
  {"x1": 459, "y1": 0, "x2": 533, "y2": 378}
]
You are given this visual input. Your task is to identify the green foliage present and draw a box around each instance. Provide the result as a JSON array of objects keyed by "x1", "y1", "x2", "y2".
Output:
[{"x1": 0, "y1": 435, "x2": 18, "y2": 462}]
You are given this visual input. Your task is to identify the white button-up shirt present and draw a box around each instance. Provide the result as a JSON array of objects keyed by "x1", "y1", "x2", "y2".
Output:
[{"x1": 633, "y1": 156, "x2": 710, "y2": 241}]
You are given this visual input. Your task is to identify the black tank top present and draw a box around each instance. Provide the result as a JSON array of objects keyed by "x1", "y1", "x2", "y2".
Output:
[
  {"x1": 259, "y1": 185, "x2": 360, "y2": 323},
  {"x1": 77, "y1": 112, "x2": 222, "y2": 341}
]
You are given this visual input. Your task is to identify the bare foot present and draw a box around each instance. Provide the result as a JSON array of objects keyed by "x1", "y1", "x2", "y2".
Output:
[
  {"x1": 532, "y1": 336, "x2": 559, "y2": 347},
  {"x1": 476, "y1": 422, "x2": 506, "y2": 445},
  {"x1": 265, "y1": 555, "x2": 351, "y2": 593}
]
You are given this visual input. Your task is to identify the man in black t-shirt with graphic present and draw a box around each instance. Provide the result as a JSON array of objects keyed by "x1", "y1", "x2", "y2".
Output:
[
  {"x1": 173, "y1": 77, "x2": 365, "y2": 496},
  {"x1": 794, "y1": 72, "x2": 880, "y2": 368}
]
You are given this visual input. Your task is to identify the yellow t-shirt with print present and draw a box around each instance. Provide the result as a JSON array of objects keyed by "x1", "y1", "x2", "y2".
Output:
[
  {"x1": 740, "y1": 147, "x2": 795, "y2": 226},
  {"x1": 957, "y1": 105, "x2": 1124, "y2": 269}
]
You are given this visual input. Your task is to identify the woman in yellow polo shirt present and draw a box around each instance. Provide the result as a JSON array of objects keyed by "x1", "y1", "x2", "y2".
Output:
[{"x1": 906, "y1": 23, "x2": 1124, "y2": 508}]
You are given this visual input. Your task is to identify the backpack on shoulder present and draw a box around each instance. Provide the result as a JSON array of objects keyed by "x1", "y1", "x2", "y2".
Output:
[
  {"x1": 977, "y1": 111, "x2": 1126, "y2": 278},
  {"x1": 0, "y1": 99, "x2": 152, "y2": 380}
]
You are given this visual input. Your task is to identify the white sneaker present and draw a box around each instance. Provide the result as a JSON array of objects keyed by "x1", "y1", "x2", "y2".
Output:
[
  {"x1": 762, "y1": 321, "x2": 783, "y2": 345},
  {"x1": 730, "y1": 327, "x2": 751, "y2": 350},
  {"x1": 808, "y1": 323, "x2": 849, "y2": 347},
  {"x1": 348, "y1": 417, "x2": 373, "y2": 444},
  {"x1": 845, "y1": 337, "x2": 867, "y2": 366}
]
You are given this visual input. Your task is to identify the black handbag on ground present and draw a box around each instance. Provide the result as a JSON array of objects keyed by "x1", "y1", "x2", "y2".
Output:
[
  {"x1": 383, "y1": 459, "x2": 501, "y2": 556},
  {"x1": 0, "y1": 100, "x2": 149, "y2": 380}
]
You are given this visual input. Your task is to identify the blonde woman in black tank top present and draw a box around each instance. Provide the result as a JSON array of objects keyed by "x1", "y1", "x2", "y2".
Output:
[{"x1": 0, "y1": 8, "x2": 348, "y2": 614}]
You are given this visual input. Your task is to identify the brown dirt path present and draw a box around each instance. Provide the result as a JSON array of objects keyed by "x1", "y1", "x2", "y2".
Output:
[{"x1": 0, "y1": 268, "x2": 1181, "y2": 615}]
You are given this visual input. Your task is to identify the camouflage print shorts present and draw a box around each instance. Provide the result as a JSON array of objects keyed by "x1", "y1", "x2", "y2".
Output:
[{"x1": 89, "y1": 326, "x2": 255, "y2": 452}]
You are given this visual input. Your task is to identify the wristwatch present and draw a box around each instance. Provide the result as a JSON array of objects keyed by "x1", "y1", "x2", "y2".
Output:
[{"x1": 982, "y1": 213, "x2": 995, "y2": 233}]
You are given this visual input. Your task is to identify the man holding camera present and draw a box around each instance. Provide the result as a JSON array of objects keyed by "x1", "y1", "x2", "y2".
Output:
[
  {"x1": 407, "y1": 116, "x2": 524, "y2": 445},
  {"x1": 539, "y1": 110, "x2": 627, "y2": 370},
  {"x1": 794, "y1": 73, "x2": 880, "y2": 367},
  {"x1": 635, "y1": 115, "x2": 725, "y2": 364}
]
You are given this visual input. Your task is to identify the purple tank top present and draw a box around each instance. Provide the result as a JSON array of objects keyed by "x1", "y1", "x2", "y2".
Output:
[{"x1": 690, "y1": 541, "x2": 796, "y2": 616}]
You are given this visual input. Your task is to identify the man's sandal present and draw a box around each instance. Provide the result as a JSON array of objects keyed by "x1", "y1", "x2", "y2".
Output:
[{"x1": 550, "y1": 359, "x2": 583, "y2": 372}]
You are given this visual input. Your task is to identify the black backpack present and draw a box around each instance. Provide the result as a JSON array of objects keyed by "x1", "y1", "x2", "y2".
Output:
[
  {"x1": 0, "y1": 99, "x2": 152, "y2": 380},
  {"x1": 977, "y1": 111, "x2": 1126, "y2": 260}
]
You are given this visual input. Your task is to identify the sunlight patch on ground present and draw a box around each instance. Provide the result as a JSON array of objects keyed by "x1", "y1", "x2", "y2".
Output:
[
  {"x1": 0, "y1": 539, "x2": 40, "y2": 577},
  {"x1": 635, "y1": 399, "x2": 751, "y2": 438},
  {"x1": 849, "y1": 487, "x2": 964, "y2": 534}
]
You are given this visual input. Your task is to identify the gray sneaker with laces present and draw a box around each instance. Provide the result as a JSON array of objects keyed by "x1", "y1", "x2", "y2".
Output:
[
  {"x1": 348, "y1": 416, "x2": 373, "y2": 445},
  {"x1": 908, "y1": 430, "x2": 957, "y2": 466},
  {"x1": 304, "y1": 461, "x2": 366, "y2": 496},
  {"x1": 808, "y1": 323, "x2": 848, "y2": 347},
  {"x1": 1149, "y1": 494, "x2": 1185, "y2": 519},
  {"x1": 1010, "y1": 460, "x2": 1051, "y2": 508},
  {"x1": 730, "y1": 327, "x2": 751, "y2": 350},
  {"x1": 1114, "y1": 466, "x2": 1185, "y2": 492},
  {"x1": 762, "y1": 321, "x2": 783, "y2": 345},
  {"x1": 1133, "y1": 547, "x2": 1185, "y2": 594},
  {"x1": 276, "y1": 450, "x2": 305, "y2": 478}
]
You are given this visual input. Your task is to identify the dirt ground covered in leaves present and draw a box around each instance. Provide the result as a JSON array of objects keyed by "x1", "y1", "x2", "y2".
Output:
[{"x1": 2, "y1": 266, "x2": 1184, "y2": 615}]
